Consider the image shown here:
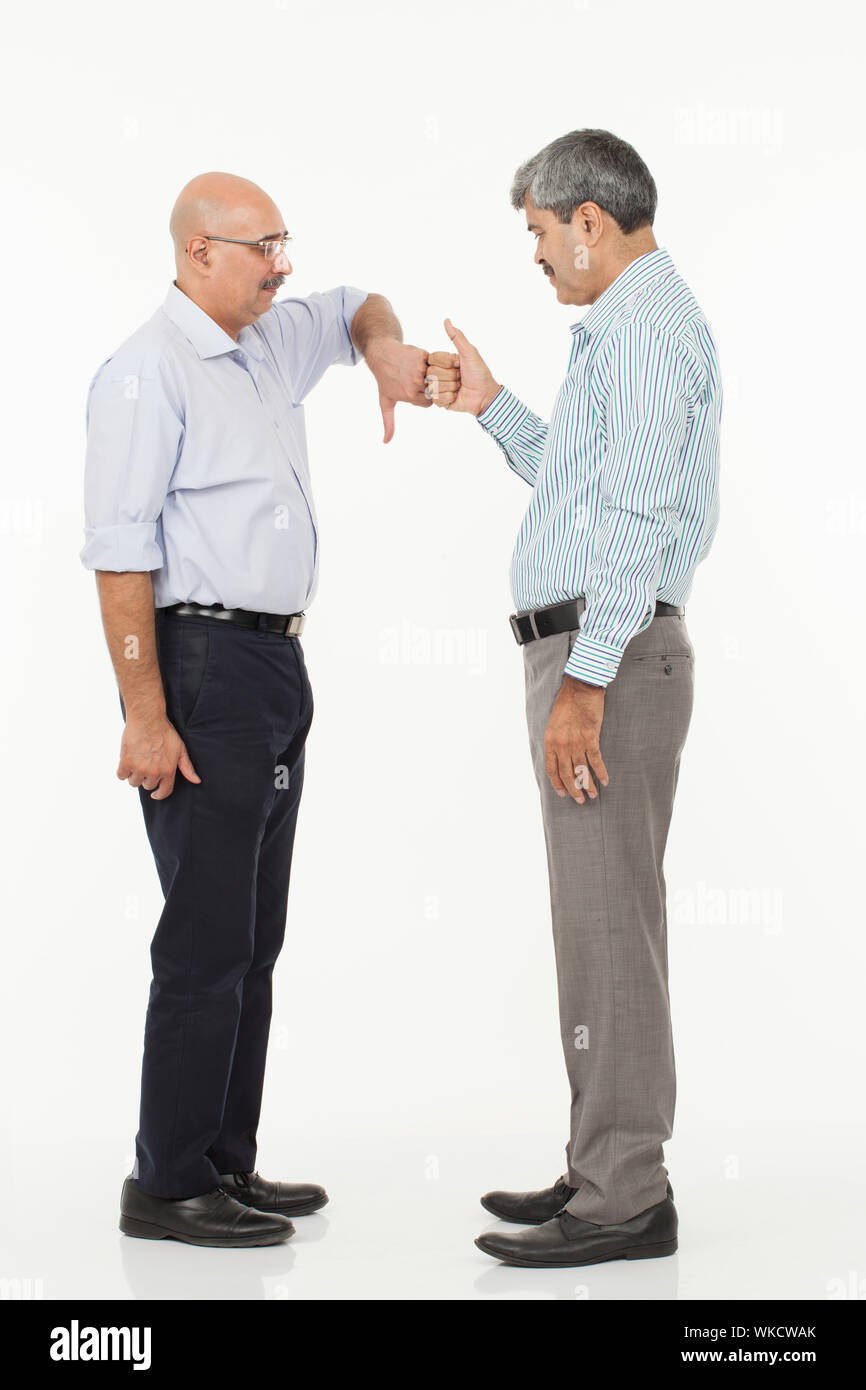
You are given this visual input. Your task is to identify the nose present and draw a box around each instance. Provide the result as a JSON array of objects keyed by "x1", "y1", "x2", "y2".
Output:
[
  {"x1": 533, "y1": 242, "x2": 544, "y2": 266},
  {"x1": 272, "y1": 249, "x2": 292, "y2": 274}
]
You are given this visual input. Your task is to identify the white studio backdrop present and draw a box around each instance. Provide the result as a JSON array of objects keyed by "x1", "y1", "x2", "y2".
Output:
[{"x1": 1, "y1": 0, "x2": 864, "y2": 1299}]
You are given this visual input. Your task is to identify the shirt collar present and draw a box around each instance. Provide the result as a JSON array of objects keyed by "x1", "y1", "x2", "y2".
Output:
[
  {"x1": 571, "y1": 247, "x2": 674, "y2": 338},
  {"x1": 162, "y1": 281, "x2": 264, "y2": 365}
]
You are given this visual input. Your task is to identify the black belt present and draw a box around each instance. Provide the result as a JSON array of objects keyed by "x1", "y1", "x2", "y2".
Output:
[
  {"x1": 510, "y1": 597, "x2": 684, "y2": 646},
  {"x1": 159, "y1": 601, "x2": 306, "y2": 637}
]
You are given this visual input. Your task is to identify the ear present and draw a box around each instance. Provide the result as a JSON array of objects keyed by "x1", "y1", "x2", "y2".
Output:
[
  {"x1": 188, "y1": 236, "x2": 209, "y2": 267},
  {"x1": 575, "y1": 201, "x2": 603, "y2": 247}
]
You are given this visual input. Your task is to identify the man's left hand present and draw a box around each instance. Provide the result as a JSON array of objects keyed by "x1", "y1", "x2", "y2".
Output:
[
  {"x1": 544, "y1": 675, "x2": 610, "y2": 804},
  {"x1": 364, "y1": 337, "x2": 431, "y2": 443}
]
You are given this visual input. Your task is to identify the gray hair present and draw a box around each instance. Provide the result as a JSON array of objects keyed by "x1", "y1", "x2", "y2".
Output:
[{"x1": 510, "y1": 128, "x2": 657, "y2": 234}]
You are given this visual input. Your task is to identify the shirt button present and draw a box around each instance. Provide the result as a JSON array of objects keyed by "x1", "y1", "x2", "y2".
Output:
[{"x1": 664, "y1": 663, "x2": 673, "y2": 675}]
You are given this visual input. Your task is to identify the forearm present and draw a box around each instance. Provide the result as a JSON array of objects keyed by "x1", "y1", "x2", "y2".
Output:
[
  {"x1": 95, "y1": 571, "x2": 166, "y2": 722},
  {"x1": 350, "y1": 293, "x2": 403, "y2": 354},
  {"x1": 477, "y1": 387, "x2": 548, "y2": 485},
  {"x1": 565, "y1": 514, "x2": 674, "y2": 685}
]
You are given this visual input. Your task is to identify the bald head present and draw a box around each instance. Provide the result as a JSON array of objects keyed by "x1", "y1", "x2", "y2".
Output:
[
  {"x1": 169, "y1": 172, "x2": 284, "y2": 267},
  {"x1": 167, "y1": 171, "x2": 292, "y2": 339}
]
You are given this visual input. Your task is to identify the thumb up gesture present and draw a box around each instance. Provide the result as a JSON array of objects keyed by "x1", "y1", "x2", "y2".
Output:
[{"x1": 424, "y1": 318, "x2": 501, "y2": 417}]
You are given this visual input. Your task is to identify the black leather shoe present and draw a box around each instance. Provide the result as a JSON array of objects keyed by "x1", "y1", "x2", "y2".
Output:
[
  {"x1": 119, "y1": 1177, "x2": 295, "y2": 1247},
  {"x1": 475, "y1": 1193, "x2": 678, "y2": 1268},
  {"x1": 480, "y1": 1175, "x2": 578, "y2": 1224},
  {"x1": 218, "y1": 1171, "x2": 329, "y2": 1216},
  {"x1": 481, "y1": 1175, "x2": 674, "y2": 1224}
]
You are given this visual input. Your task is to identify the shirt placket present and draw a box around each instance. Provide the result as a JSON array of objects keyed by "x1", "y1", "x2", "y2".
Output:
[{"x1": 231, "y1": 349, "x2": 320, "y2": 604}]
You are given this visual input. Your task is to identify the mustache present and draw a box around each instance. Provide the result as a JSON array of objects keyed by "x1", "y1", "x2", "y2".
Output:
[{"x1": 262, "y1": 275, "x2": 285, "y2": 290}]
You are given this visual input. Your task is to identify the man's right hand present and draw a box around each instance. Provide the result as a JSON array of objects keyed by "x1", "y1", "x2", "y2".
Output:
[
  {"x1": 425, "y1": 318, "x2": 501, "y2": 416},
  {"x1": 117, "y1": 716, "x2": 201, "y2": 800}
]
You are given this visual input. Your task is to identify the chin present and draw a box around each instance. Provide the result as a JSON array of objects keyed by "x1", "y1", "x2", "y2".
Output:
[{"x1": 560, "y1": 283, "x2": 588, "y2": 307}]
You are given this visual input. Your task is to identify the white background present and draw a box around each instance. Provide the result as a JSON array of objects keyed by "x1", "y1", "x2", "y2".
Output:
[{"x1": 1, "y1": 0, "x2": 864, "y2": 1302}]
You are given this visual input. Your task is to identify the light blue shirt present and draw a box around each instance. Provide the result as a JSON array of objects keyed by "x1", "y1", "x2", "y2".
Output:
[
  {"x1": 80, "y1": 280, "x2": 368, "y2": 613},
  {"x1": 478, "y1": 247, "x2": 721, "y2": 685}
]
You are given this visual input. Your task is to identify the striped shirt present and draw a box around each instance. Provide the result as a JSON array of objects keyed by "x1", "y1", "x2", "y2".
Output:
[{"x1": 478, "y1": 246, "x2": 721, "y2": 686}]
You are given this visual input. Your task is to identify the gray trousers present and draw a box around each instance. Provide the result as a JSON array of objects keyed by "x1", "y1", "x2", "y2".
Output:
[{"x1": 523, "y1": 602, "x2": 695, "y2": 1225}]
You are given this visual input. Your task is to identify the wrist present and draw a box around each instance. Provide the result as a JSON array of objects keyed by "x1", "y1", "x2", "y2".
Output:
[
  {"x1": 122, "y1": 696, "x2": 168, "y2": 725},
  {"x1": 361, "y1": 333, "x2": 402, "y2": 364},
  {"x1": 562, "y1": 674, "x2": 605, "y2": 694},
  {"x1": 475, "y1": 382, "x2": 502, "y2": 417}
]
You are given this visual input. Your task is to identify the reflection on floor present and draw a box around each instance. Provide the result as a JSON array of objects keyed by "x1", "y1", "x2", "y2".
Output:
[{"x1": 1, "y1": 1132, "x2": 860, "y2": 1301}]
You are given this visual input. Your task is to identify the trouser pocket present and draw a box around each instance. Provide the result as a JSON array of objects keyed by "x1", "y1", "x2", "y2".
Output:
[{"x1": 156, "y1": 617, "x2": 212, "y2": 730}]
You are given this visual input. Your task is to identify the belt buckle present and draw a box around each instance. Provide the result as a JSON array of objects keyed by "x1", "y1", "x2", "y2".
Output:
[
  {"x1": 284, "y1": 612, "x2": 305, "y2": 637},
  {"x1": 509, "y1": 611, "x2": 540, "y2": 645}
]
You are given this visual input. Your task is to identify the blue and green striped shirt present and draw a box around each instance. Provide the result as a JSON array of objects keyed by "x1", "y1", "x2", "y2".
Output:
[{"x1": 478, "y1": 247, "x2": 721, "y2": 686}]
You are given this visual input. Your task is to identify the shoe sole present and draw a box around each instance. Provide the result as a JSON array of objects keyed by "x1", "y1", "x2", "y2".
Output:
[
  {"x1": 119, "y1": 1214, "x2": 294, "y2": 1247},
  {"x1": 474, "y1": 1236, "x2": 678, "y2": 1267},
  {"x1": 242, "y1": 1195, "x2": 329, "y2": 1218}
]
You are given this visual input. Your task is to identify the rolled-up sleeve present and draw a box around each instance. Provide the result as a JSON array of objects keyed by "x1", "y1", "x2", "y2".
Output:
[
  {"x1": 271, "y1": 285, "x2": 368, "y2": 401},
  {"x1": 79, "y1": 361, "x2": 184, "y2": 572}
]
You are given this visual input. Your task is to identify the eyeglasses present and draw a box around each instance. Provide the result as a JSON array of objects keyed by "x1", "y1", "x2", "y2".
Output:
[{"x1": 203, "y1": 233, "x2": 292, "y2": 261}]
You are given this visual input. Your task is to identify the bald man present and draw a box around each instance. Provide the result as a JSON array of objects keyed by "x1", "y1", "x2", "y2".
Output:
[{"x1": 81, "y1": 172, "x2": 431, "y2": 1247}]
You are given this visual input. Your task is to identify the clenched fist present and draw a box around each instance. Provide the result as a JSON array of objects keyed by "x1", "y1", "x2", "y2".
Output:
[{"x1": 424, "y1": 318, "x2": 501, "y2": 416}]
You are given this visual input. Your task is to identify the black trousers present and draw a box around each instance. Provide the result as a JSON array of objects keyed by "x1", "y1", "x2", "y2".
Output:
[{"x1": 119, "y1": 610, "x2": 313, "y2": 1199}]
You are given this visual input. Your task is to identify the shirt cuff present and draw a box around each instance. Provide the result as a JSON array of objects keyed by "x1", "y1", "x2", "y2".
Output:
[
  {"x1": 563, "y1": 633, "x2": 624, "y2": 687},
  {"x1": 79, "y1": 522, "x2": 164, "y2": 571},
  {"x1": 476, "y1": 386, "x2": 531, "y2": 441}
]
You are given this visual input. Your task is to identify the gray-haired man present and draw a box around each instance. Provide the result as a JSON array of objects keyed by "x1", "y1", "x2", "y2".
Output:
[{"x1": 426, "y1": 129, "x2": 721, "y2": 1267}]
